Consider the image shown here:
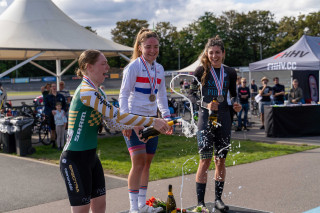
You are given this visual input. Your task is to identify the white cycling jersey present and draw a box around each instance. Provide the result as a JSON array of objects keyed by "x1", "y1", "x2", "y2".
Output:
[{"x1": 119, "y1": 56, "x2": 170, "y2": 119}]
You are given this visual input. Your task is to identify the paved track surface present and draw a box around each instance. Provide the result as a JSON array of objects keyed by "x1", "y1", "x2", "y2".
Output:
[{"x1": 1, "y1": 121, "x2": 320, "y2": 213}]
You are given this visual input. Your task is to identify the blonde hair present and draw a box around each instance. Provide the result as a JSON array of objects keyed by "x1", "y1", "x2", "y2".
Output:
[
  {"x1": 200, "y1": 35, "x2": 225, "y2": 86},
  {"x1": 131, "y1": 28, "x2": 159, "y2": 62},
  {"x1": 76, "y1": 49, "x2": 102, "y2": 77}
]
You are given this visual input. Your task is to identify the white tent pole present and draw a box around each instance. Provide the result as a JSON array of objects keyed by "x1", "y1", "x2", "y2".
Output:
[
  {"x1": 118, "y1": 53, "x2": 130, "y2": 62},
  {"x1": 30, "y1": 61, "x2": 57, "y2": 76},
  {"x1": 56, "y1": 60, "x2": 61, "y2": 91},
  {"x1": 0, "y1": 51, "x2": 45, "y2": 78},
  {"x1": 60, "y1": 58, "x2": 77, "y2": 76}
]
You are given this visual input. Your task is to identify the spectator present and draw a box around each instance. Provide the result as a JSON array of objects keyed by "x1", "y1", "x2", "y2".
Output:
[
  {"x1": 258, "y1": 77, "x2": 272, "y2": 129},
  {"x1": 44, "y1": 83, "x2": 66, "y2": 148},
  {"x1": 180, "y1": 79, "x2": 184, "y2": 88},
  {"x1": 183, "y1": 79, "x2": 190, "y2": 90},
  {"x1": 41, "y1": 83, "x2": 51, "y2": 104},
  {"x1": 289, "y1": 79, "x2": 303, "y2": 104},
  {"x1": 0, "y1": 82, "x2": 7, "y2": 111},
  {"x1": 58, "y1": 81, "x2": 71, "y2": 105},
  {"x1": 188, "y1": 79, "x2": 200, "y2": 112},
  {"x1": 250, "y1": 79, "x2": 258, "y2": 97},
  {"x1": 236, "y1": 78, "x2": 250, "y2": 131},
  {"x1": 52, "y1": 102, "x2": 67, "y2": 151},
  {"x1": 272, "y1": 77, "x2": 285, "y2": 105}
]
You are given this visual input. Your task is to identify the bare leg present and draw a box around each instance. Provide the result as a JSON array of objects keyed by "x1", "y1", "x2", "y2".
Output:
[
  {"x1": 90, "y1": 195, "x2": 106, "y2": 213},
  {"x1": 140, "y1": 154, "x2": 154, "y2": 186},
  {"x1": 196, "y1": 158, "x2": 212, "y2": 183},
  {"x1": 214, "y1": 157, "x2": 226, "y2": 181},
  {"x1": 128, "y1": 153, "x2": 146, "y2": 189},
  {"x1": 71, "y1": 204, "x2": 90, "y2": 213}
]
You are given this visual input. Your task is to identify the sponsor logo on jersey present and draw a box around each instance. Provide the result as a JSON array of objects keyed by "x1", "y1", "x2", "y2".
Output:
[
  {"x1": 69, "y1": 165, "x2": 79, "y2": 193},
  {"x1": 64, "y1": 168, "x2": 73, "y2": 191},
  {"x1": 74, "y1": 112, "x2": 86, "y2": 142},
  {"x1": 94, "y1": 92, "x2": 113, "y2": 109}
]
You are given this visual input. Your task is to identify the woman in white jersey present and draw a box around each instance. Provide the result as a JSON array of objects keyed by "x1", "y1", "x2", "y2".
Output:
[{"x1": 119, "y1": 28, "x2": 172, "y2": 213}]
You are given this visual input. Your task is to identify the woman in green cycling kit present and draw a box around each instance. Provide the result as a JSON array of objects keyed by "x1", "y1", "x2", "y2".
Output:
[{"x1": 59, "y1": 49, "x2": 170, "y2": 213}]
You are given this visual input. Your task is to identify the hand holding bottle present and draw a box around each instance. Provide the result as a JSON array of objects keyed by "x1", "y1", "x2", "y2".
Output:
[
  {"x1": 207, "y1": 100, "x2": 219, "y2": 111},
  {"x1": 153, "y1": 118, "x2": 170, "y2": 134},
  {"x1": 132, "y1": 126, "x2": 148, "y2": 143}
]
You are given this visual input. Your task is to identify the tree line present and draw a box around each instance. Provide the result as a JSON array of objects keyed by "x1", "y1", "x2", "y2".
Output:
[{"x1": 1, "y1": 10, "x2": 319, "y2": 77}]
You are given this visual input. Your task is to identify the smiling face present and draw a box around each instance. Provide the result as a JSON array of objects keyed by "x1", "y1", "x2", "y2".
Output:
[
  {"x1": 87, "y1": 53, "x2": 110, "y2": 87},
  {"x1": 206, "y1": 45, "x2": 225, "y2": 68},
  {"x1": 139, "y1": 37, "x2": 159, "y2": 64}
]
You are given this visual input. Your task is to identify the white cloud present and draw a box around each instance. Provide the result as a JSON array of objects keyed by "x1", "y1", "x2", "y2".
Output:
[
  {"x1": 0, "y1": 0, "x2": 318, "y2": 40},
  {"x1": 0, "y1": 0, "x2": 7, "y2": 7}
]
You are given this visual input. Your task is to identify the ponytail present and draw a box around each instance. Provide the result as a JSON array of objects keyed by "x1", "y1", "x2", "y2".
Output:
[{"x1": 131, "y1": 28, "x2": 159, "y2": 62}]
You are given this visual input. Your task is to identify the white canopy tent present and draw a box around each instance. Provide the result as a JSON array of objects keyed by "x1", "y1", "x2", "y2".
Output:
[
  {"x1": 0, "y1": 0, "x2": 133, "y2": 89},
  {"x1": 176, "y1": 58, "x2": 201, "y2": 73}
]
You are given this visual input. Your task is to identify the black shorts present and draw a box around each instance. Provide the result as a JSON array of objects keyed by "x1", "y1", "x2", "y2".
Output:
[
  {"x1": 60, "y1": 149, "x2": 106, "y2": 206},
  {"x1": 197, "y1": 107, "x2": 231, "y2": 159}
]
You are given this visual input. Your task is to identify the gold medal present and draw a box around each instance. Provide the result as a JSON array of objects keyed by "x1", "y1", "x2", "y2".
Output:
[{"x1": 149, "y1": 94, "x2": 156, "y2": 102}]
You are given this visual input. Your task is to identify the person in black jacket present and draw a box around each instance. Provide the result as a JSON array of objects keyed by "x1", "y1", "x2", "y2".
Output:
[
  {"x1": 194, "y1": 36, "x2": 242, "y2": 212},
  {"x1": 272, "y1": 77, "x2": 285, "y2": 105},
  {"x1": 236, "y1": 78, "x2": 250, "y2": 131},
  {"x1": 258, "y1": 77, "x2": 272, "y2": 129},
  {"x1": 44, "y1": 83, "x2": 66, "y2": 147}
]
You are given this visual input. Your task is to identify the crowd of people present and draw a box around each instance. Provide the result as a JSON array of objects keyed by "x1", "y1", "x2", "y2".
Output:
[{"x1": 242, "y1": 76, "x2": 304, "y2": 130}]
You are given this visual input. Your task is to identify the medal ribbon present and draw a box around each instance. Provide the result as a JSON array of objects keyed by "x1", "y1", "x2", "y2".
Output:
[
  {"x1": 140, "y1": 56, "x2": 157, "y2": 95},
  {"x1": 83, "y1": 75, "x2": 98, "y2": 90},
  {"x1": 210, "y1": 65, "x2": 224, "y2": 96}
]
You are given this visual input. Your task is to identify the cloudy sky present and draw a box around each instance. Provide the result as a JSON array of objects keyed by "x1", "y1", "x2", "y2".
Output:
[{"x1": 0, "y1": 0, "x2": 319, "y2": 40}]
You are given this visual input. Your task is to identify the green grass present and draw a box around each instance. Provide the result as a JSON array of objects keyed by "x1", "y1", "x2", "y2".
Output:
[{"x1": 27, "y1": 135, "x2": 318, "y2": 181}]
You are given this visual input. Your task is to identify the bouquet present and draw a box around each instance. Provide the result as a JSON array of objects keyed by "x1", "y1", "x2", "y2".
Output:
[{"x1": 146, "y1": 196, "x2": 166, "y2": 212}]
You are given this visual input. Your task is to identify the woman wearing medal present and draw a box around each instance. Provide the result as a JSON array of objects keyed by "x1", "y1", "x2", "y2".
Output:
[
  {"x1": 193, "y1": 36, "x2": 241, "y2": 212},
  {"x1": 119, "y1": 28, "x2": 172, "y2": 213}
]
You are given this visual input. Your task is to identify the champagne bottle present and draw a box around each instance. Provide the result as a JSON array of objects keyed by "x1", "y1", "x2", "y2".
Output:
[
  {"x1": 208, "y1": 99, "x2": 218, "y2": 126},
  {"x1": 139, "y1": 119, "x2": 182, "y2": 140},
  {"x1": 166, "y1": 184, "x2": 176, "y2": 213}
]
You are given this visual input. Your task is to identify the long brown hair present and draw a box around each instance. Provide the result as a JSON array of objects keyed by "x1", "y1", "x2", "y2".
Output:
[
  {"x1": 200, "y1": 35, "x2": 225, "y2": 86},
  {"x1": 76, "y1": 49, "x2": 102, "y2": 77},
  {"x1": 131, "y1": 28, "x2": 159, "y2": 62}
]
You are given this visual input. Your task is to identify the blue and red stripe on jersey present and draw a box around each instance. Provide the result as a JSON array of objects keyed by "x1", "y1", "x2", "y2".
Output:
[{"x1": 135, "y1": 76, "x2": 161, "y2": 94}]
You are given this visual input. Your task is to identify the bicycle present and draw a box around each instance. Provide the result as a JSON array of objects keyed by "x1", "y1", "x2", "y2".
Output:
[
  {"x1": 18, "y1": 102, "x2": 51, "y2": 145},
  {"x1": 250, "y1": 98, "x2": 260, "y2": 117}
]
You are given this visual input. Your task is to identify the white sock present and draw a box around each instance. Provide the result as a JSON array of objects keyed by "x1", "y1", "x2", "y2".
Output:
[
  {"x1": 138, "y1": 186, "x2": 148, "y2": 208},
  {"x1": 129, "y1": 190, "x2": 139, "y2": 211}
]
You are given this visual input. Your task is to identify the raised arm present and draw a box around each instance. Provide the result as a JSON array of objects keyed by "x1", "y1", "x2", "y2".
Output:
[{"x1": 80, "y1": 85, "x2": 154, "y2": 127}]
